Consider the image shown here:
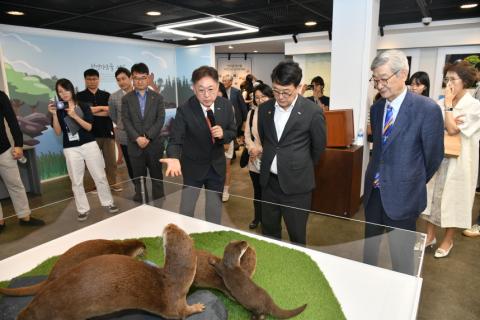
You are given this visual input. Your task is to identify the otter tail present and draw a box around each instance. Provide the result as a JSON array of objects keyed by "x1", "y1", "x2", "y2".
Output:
[
  {"x1": 0, "y1": 280, "x2": 46, "y2": 296},
  {"x1": 270, "y1": 303, "x2": 307, "y2": 319}
]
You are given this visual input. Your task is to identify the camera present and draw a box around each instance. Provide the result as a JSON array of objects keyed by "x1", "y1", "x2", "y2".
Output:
[
  {"x1": 56, "y1": 101, "x2": 67, "y2": 110},
  {"x1": 422, "y1": 17, "x2": 432, "y2": 26},
  {"x1": 305, "y1": 84, "x2": 314, "y2": 90},
  {"x1": 52, "y1": 96, "x2": 66, "y2": 110}
]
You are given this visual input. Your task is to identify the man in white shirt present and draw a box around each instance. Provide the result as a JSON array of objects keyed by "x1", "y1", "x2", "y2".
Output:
[{"x1": 257, "y1": 61, "x2": 326, "y2": 245}]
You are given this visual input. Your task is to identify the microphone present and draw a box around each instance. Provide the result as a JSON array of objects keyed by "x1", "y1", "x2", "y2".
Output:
[{"x1": 206, "y1": 109, "x2": 216, "y2": 126}]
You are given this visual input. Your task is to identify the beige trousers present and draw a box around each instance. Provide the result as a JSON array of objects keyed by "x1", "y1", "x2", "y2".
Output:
[
  {"x1": 0, "y1": 148, "x2": 31, "y2": 220},
  {"x1": 95, "y1": 137, "x2": 117, "y2": 186}
]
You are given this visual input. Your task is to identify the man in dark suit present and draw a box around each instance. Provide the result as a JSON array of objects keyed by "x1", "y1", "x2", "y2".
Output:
[
  {"x1": 364, "y1": 50, "x2": 444, "y2": 274},
  {"x1": 222, "y1": 74, "x2": 248, "y2": 136},
  {"x1": 161, "y1": 66, "x2": 236, "y2": 223},
  {"x1": 257, "y1": 61, "x2": 326, "y2": 245},
  {"x1": 122, "y1": 63, "x2": 165, "y2": 202}
]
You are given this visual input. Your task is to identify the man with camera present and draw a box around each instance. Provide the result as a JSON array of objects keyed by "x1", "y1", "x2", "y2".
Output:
[{"x1": 303, "y1": 76, "x2": 330, "y2": 111}]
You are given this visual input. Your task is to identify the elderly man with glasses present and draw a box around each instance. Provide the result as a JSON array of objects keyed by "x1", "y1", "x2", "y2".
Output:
[
  {"x1": 257, "y1": 61, "x2": 326, "y2": 245},
  {"x1": 363, "y1": 50, "x2": 444, "y2": 274}
]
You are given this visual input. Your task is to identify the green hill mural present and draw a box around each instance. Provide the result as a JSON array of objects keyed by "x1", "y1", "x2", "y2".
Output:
[{"x1": 4, "y1": 63, "x2": 67, "y2": 180}]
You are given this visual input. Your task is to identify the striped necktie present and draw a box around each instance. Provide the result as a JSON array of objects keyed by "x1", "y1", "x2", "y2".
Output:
[{"x1": 373, "y1": 104, "x2": 394, "y2": 188}]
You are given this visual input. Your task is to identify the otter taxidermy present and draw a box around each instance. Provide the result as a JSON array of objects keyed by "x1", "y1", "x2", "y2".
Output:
[
  {"x1": 17, "y1": 224, "x2": 204, "y2": 320},
  {"x1": 1, "y1": 239, "x2": 145, "y2": 297},
  {"x1": 210, "y1": 240, "x2": 307, "y2": 319}
]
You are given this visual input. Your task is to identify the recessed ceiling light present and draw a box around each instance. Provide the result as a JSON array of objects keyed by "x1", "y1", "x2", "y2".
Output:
[
  {"x1": 228, "y1": 45, "x2": 234, "y2": 49},
  {"x1": 253, "y1": 50, "x2": 258, "y2": 53},
  {"x1": 188, "y1": 37, "x2": 197, "y2": 41},
  {"x1": 305, "y1": 21, "x2": 317, "y2": 26},
  {"x1": 6, "y1": 10, "x2": 24, "y2": 16},
  {"x1": 146, "y1": 11, "x2": 161, "y2": 16},
  {"x1": 460, "y1": 3, "x2": 478, "y2": 9}
]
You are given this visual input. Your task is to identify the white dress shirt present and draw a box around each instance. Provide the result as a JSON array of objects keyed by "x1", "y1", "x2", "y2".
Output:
[
  {"x1": 270, "y1": 95, "x2": 298, "y2": 174},
  {"x1": 200, "y1": 102, "x2": 215, "y2": 117}
]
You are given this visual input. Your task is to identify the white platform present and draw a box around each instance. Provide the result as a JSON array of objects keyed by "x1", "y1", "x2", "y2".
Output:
[{"x1": 0, "y1": 205, "x2": 422, "y2": 320}]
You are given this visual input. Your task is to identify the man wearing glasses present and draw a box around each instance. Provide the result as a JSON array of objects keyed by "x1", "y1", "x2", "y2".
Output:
[
  {"x1": 122, "y1": 63, "x2": 165, "y2": 202},
  {"x1": 257, "y1": 61, "x2": 326, "y2": 245},
  {"x1": 363, "y1": 50, "x2": 444, "y2": 274},
  {"x1": 161, "y1": 66, "x2": 236, "y2": 224}
]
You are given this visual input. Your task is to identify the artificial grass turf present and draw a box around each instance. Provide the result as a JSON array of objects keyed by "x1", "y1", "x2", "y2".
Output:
[{"x1": 0, "y1": 231, "x2": 345, "y2": 320}]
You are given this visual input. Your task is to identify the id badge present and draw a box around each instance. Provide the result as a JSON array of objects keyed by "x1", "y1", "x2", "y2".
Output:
[{"x1": 67, "y1": 132, "x2": 80, "y2": 141}]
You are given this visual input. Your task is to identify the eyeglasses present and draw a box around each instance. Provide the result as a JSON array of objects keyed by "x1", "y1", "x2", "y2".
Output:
[
  {"x1": 133, "y1": 76, "x2": 148, "y2": 81},
  {"x1": 443, "y1": 77, "x2": 461, "y2": 84},
  {"x1": 197, "y1": 88, "x2": 216, "y2": 96},
  {"x1": 272, "y1": 89, "x2": 294, "y2": 98},
  {"x1": 255, "y1": 94, "x2": 269, "y2": 101},
  {"x1": 369, "y1": 71, "x2": 399, "y2": 87}
]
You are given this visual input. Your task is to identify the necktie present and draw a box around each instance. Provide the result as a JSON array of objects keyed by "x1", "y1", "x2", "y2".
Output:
[
  {"x1": 373, "y1": 104, "x2": 394, "y2": 188},
  {"x1": 205, "y1": 107, "x2": 214, "y2": 144}
]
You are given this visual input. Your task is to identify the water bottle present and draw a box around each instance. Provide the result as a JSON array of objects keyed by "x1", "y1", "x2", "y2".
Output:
[
  {"x1": 355, "y1": 128, "x2": 364, "y2": 145},
  {"x1": 18, "y1": 156, "x2": 27, "y2": 164}
]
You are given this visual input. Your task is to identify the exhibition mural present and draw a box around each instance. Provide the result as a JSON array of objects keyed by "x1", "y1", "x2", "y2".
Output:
[{"x1": 1, "y1": 28, "x2": 212, "y2": 181}]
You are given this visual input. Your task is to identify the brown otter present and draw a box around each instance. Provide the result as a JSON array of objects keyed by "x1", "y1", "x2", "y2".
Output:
[
  {"x1": 17, "y1": 224, "x2": 204, "y2": 320},
  {"x1": 194, "y1": 245, "x2": 257, "y2": 297},
  {"x1": 210, "y1": 240, "x2": 307, "y2": 320},
  {"x1": 0, "y1": 239, "x2": 146, "y2": 297}
]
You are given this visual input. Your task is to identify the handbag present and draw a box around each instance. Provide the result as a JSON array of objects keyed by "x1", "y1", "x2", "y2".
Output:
[
  {"x1": 240, "y1": 109, "x2": 256, "y2": 168},
  {"x1": 239, "y1": 147, "x2": 249, "y2": 168},
  {"x1": 444, "y1": 132, "x2": 461, "y2": 158}
]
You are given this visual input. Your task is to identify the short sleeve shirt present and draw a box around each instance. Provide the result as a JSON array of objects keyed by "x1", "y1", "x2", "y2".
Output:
[{"x1": 77, "y1": 89, "x2": 114, "y2": 138}]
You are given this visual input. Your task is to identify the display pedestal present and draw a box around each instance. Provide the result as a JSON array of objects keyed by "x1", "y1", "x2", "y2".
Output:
[
  {"x1": 0, "y1": 205, "x2": 422, "y2": 320},
  {"x1": 312, "y1": 145, "x2": 363, "y2": 217}
]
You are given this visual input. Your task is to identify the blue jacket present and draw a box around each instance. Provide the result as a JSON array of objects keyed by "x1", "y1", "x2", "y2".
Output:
[{"x1": 364, "y1": 91, "x2": 444, "y2": 220}]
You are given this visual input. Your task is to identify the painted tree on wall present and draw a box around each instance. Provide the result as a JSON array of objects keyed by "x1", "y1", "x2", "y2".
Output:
[{"x1": 5, "y1": 63, "x2": 67, "y2": 180}]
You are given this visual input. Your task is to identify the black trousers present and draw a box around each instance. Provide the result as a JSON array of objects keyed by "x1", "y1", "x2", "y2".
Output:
[
  {"x1": 364, "y1": 188, "x2": 417, "y2": 275},
  {"x1": 261, "y1": 173, "x2": 311, "y2": 245},
  {"x1": 180, "y1": 166, "x2": 224, "y2": 224},
  {"x1": 130, "y1": 146, "x2": 164, "y2": 201},
  {"x1": 120, "y1": 144, "x2": 134, "y2": 179},
  {"x1": 249, "y1": 171, "x2": 262, "y2": 223}
]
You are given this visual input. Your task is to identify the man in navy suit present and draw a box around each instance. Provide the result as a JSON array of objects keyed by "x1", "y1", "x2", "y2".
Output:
[
  {"x1": 161, "y1": 66, "x2": 236, "y2": 224},
  {"x1": 364, "y1": 50, "x2": 444, "y2": 274}
]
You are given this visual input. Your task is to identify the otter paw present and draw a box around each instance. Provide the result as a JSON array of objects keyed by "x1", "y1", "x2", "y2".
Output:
[
  {"x1": 192, "y1": 303, "x2": 205, "y2": 312},
  {"x1": 208, "y1": 258, "x2": 217, "y2": 265}
]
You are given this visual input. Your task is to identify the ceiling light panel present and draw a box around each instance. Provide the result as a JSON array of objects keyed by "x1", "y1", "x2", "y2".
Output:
[{"x1": 156, "y1": 17, "x2": 258, "y2": 39}]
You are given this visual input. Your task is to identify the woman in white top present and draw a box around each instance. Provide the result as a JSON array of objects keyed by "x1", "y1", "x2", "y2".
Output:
[
  {"x1": 421, "y1": 61, "x2": 480, "y2": 258},
  {"x1": 49, "y1": 79, "x2": 118, "y2": 221},
  {"x1": 244, "y1": 84, "x2": 274, "y2": 229}
]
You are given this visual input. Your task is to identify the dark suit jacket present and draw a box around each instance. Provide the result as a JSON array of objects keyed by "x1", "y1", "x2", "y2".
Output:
[
  {"x1": 258, "y1": 95, "x2": 326, "y2": 195},
  {"x1": 364, "y1": 91, "x2": 444, "y2": 220},
  {"x1": 229, "y1": 87, "x2": 248, "y2": 131},
  {"x1": 121, "y1": 89, "x2": 165, "y2": 157},
  {"x1": 167, "y1": 95, "x2": 236, "y2": 180}
]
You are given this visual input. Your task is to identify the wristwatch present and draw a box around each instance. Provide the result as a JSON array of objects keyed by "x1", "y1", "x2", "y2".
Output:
[{"x1": 444, "y1": 107, "x2": 453, "y2": 112}]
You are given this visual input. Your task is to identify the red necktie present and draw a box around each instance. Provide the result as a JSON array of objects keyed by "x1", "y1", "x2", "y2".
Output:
[{"x1": 205, "y1": 107, "x2": 214, "y2": 144}]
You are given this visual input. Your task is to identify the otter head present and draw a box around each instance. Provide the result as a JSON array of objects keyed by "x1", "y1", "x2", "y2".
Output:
[
  {"x1": 162, "y1": 224, "x2": 193, "y2": 257},
  {"x1": 120, "y1": 239, "x2": 147, "y2": 258},
  {"x1": 222, "y1": 240, "x2": 249, "y2": 269}
]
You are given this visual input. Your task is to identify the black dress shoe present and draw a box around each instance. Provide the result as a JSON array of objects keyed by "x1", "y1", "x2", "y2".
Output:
[
  {"x1": 19, "y1": 217, "x2": 45, "y2": 226},
  {"x1": 249, "y1": 220, "x2": 260, "y2": 229},
  {"x1": 0, "y1": 223, "x2": 5, "y2": 232}
]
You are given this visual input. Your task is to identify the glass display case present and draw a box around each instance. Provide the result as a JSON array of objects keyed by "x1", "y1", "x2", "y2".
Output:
[{"x1": 0, "y1": 177, "x2": 426, "y2": 320}]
